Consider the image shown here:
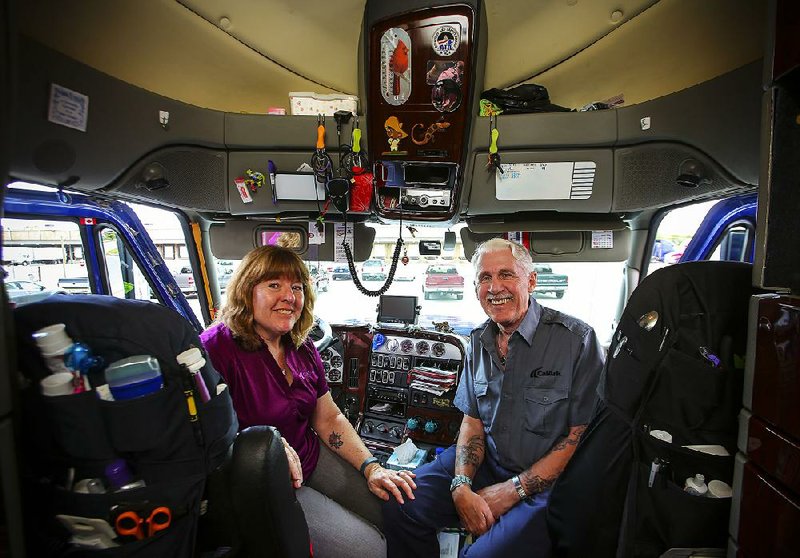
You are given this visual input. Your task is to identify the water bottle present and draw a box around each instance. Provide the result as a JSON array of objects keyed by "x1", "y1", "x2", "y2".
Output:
[
  {"x1": 105, "y1": 459, "x2": 146, "y2": 491},
  {"x1": 684, "y1": 473, "x2": 708, "y2": 496},
  {"x1": 176, "y1": 348, "x2": 211, "y2": 403}
]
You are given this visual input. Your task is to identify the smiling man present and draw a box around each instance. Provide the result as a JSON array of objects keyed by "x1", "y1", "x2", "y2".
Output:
[{"x1": 383, "y1": 238, "x2": 605, "y2": 557}]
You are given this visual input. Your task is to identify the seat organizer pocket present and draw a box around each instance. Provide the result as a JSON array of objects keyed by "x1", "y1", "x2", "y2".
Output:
[
  {"x1": 43, "y1": 390, "x2": 116, "y2": 462},
  {"x1": 645, "y1": 348, "x2": 737, "y2": 434},
  {"x1": 100, "y1": 382, "x2": 199, "y2": 463},
  {"x1": 49, "y1": 473, "x2": 204, "y2": 557},
  {"x1": 198, "y1": 386, "x2": 238, "y2": 467}
]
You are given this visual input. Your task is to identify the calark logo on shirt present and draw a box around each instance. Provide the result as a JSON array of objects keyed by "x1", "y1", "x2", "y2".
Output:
[{"x1": 530, "y1": 367, "x2": 562, "y2": 378}]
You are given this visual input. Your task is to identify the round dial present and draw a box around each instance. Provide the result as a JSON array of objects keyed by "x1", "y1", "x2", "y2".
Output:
[
  {"x1": 386, "y1": 338, "x2": 400, "y2": 352},
  {"x1": 322, "y1": 362, "x2": 331, "y2": 373},
  {"x1": 320, "y1": 350, "x2": 331, "y2": 361},
  {"x1": 331, "y1": 355, "x2": 343, "y2": 368},
  {"x1": 416, "y1": 340, "x2": 430, "y2": 355},
  {"x1": 432, "y1": 342, "x2": 446, "y2": 357},
  {"x1": 400, "y1": 339, "x2": 414, "y2": 353}
]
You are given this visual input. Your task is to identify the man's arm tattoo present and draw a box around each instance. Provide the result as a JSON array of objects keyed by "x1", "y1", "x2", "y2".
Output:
[
  {"x1": 328, "y1": 431, "x2": 344, "y2": 449},
  {"x1": 456, "y1": 435, "x2": 484, "y2": 467},
  {"x1": 551, "y1": 425, "x2": 587, "y2": 451},
  {"x1": 519, "y1": 471, "x2": 555, "y2": 495}
]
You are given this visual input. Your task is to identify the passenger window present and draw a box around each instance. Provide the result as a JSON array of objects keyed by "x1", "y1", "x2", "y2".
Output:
[
  {"x1": 1, "y1": 217, "x2": 88, "y2": 307},
  {"x1": 97, "y1": 226, "x2": 153, "y2": 301},
  {"x1": 647, "y1": 200, "x2": 716, "y2": 277}
]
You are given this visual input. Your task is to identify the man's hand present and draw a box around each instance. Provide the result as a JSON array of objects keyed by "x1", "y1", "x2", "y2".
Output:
[
  {"x1": 476, "y1": 480, "x2": 519, "y2": 520},
  {"x1": 452, "y1": 486, "x2": 495, "y2": 536},
  {"x1": 281, "y1": 437, "x2": 303, "y2": 489}
]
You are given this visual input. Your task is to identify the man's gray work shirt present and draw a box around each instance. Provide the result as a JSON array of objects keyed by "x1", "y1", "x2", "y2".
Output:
[{"x1": 453, "y1": 297, "x2": 605, "y2": 473}]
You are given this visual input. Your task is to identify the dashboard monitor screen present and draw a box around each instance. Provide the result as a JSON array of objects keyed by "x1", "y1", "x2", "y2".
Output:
[{"x1": 378, "y1": 295, "x2": 418, "y2": 325}]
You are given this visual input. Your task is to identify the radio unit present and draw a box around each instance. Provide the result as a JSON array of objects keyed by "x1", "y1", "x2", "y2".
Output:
[{"x1": 401, "y1": 188, "x2": 451, "y2": 208}]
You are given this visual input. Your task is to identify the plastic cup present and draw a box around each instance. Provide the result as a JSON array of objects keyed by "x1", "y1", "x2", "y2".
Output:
[
  {"x1": 33, "y1": 323, "x2": 73, "y2": 357},
  {"x1": 41, "y1": 372, "x2": 76, "y2": 396}
]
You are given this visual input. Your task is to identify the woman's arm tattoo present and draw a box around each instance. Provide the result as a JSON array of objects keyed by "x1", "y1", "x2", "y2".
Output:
[
  {"x1": 456, "y1": 435, "x2": 484, "y2": 467},
  {"x1": 328, "y1": 431, "x2": 344, "y2": 449}
]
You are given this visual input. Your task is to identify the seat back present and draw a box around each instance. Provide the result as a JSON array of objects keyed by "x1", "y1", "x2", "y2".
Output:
[
  {"x1": 202, "y1": 426, "x2": 312, "y2": 558},
  {"x1": 14, "y1": 294, "x2": 238, "y2": 557}
]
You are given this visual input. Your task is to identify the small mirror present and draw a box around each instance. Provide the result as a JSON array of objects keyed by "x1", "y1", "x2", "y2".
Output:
[
  {"x1": 418, "y1": 240, "x2": 442, "y2": 256},
  {"x1": 255, "y1": 226, "x2": 307, "y2": 252}
]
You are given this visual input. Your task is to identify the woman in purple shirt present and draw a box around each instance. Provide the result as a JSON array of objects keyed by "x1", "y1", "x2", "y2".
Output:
[{"x1": 201, "y1": 246, "x2": 415, "y2": 558}]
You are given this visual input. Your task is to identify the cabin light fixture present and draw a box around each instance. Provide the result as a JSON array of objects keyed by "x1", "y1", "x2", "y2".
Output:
[
  {"x1": 610, "y1": 10, "x2": 624, "y2": 24},
  {"x1": 141, "y1": 162, "x2": 170, "y2": 191},
  {"x1": 676, "y1": 159, "x2": 710, "y2": 189},
  {"x1": 219, "y1": 17, "x2": 232, "y2": 30}
]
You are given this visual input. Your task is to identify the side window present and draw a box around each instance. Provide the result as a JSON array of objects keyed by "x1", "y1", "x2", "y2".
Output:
[
  {"x1": 1, "y1": 217, "x2": 88, "y2": 306},
  {"x1": 97, "y1": 226, "x2": 153, "y2": 301},
  {"x1": 647, "y1": 200, "x2": 716, "y2": 277}
]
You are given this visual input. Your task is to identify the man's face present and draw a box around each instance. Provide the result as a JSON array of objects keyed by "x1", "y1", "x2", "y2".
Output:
[{"x1": 475, "y1": 249, "x2": 537, "y2": 331}]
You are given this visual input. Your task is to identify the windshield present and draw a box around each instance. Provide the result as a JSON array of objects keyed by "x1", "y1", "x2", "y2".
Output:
[{"x1": 211, "y1": 224, "x2": 624, "y2": 345}]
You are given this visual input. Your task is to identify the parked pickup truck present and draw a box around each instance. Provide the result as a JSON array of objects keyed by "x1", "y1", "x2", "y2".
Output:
[
  {"x1": 422, "y1": 264, "x2": 464, "y2": 300},
  {"x1": 57, "y1": 276, "x2": 90, "y2": 293},
  {"x1": 533, "y1": 264, "x2": 568, "y2": 299}
]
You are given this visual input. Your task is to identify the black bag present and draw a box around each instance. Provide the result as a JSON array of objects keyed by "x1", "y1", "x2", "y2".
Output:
[
  {"x1": 14, "y1": 294, "x2": 238, "y2": 557},
  {"x1": 481, "y1": 84, "x2": 573, "y2": 114},
  {"x1": 547, "y1": 262, "x2": 753, "y2": 558}
]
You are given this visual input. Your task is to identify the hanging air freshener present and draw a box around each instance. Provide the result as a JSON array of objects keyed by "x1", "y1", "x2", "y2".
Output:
[
  {"x1": 486, "y1": 114, "x2": 503, "y2": 173},
  {"x1": 401, "y1": 246, "x2": 409, "y2": 265}
]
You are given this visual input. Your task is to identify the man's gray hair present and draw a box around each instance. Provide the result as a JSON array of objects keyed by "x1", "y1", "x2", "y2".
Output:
[{"x1": 471, "y1": 237, "x2": 534, "y2": 275}]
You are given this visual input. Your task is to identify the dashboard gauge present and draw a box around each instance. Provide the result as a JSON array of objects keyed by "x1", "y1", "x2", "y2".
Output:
[
  {"x1": 386, "y1": 338, "x2": 400, "y2": 352},
  {"x1": 322, "y1": 361, "x2": 331, "y2": 373},
  {"x1": 432, "y1": 342, "x2": 446, "y2": 357},
  {"x1": 320, "y1": 349, "x2": 331, "y2": 361},
  {"x1": 401, "y1": 339, "x2": 414, "y2": 353},
  {"x1": 416, "y1": 340, "x2": 430, "y2": 355},
  {"x1": 331, "y1": 355, "x2": 343, "y2": 368}
]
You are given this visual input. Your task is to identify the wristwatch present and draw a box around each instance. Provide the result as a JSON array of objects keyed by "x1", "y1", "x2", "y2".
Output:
[
  {"x1": 450, "y1": 474, "x2": 473, "y2": 492},
  {"x1": 511, "y1": 475, "x2": 528, "y2": 500}
]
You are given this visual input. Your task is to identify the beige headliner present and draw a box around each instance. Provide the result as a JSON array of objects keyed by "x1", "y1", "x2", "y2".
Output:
[{"x1": 19, "y1": 0, "x2": 764, "y2": 114}]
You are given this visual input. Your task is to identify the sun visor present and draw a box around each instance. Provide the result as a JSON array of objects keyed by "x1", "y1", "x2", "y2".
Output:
[
  {"x1": 461, "y1": 225, "x2": 630, "y2": 263},
  {"x1": 209, "y1": 220, "x2": 375, "y2": 262}
]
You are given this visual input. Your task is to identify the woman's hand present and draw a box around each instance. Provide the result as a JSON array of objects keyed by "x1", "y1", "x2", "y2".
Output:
[
  {"x1": 366, "y1": 464, "x2": 417, "y2": 504},
  {"x1": 281, "y1": 437, "x2": 303, "y2": 489}
]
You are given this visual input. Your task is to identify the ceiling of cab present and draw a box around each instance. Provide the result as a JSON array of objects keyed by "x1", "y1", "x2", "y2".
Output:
[{"x1": 18, "y1": 0, "x2": 764, "y2": 114}]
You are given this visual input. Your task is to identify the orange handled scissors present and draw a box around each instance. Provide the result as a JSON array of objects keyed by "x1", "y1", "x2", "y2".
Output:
[{"x1": 115, "y1": 506, "x2": 171, "y2": 540}]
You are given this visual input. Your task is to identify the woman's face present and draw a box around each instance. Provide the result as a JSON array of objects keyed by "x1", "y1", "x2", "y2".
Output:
[{"x1": 252, "y1": 275, "x2": 305, "y2": 341}]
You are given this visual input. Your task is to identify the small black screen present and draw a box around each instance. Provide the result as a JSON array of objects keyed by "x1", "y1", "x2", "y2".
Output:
[{"x1": 378, "y1": 295, "x2": 418, "y2": 324}]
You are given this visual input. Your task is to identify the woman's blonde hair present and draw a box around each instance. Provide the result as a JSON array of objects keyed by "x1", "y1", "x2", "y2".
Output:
[{"x1": 219, "y1": 245, "x2": 316, "y2": 350}]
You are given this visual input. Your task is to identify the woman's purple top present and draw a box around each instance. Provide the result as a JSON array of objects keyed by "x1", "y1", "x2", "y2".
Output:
[{"x1": 200, "y1": 322, "x2": 329, "y2": 479}]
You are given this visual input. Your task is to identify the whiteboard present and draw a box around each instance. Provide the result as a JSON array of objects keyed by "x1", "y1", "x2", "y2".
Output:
[{"x1": 495, "y1": 161, "x2": 596, "y2": 200}]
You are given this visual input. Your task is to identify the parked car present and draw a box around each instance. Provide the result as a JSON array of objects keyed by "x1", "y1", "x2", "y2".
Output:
[
  {"x1": 172, "y1": 266, "x2": 196, "y2": 295},
  {"x1": 651, "y1": 239, "x2": 675, "y2": 262},
  {"x1": 422, "y1": 264, "x2": 464, "y2": 300},
  {"x1": 5, "y1": 279, "x2": 63, "y2": 305},
  {"x1": 361, "y1": 259, "x2": 387, "y2": 281},
  {"x1": 533, "y1": 264, "x2": 568, "y2": 299},
  {"x1": 331, "y1": 265, "x2": 352, "y2": 281},
  {"x1": 57, "y1": 276, "x2": 91, "y2": 293},
  {"x1": 663, "y1": 250, "x2": 684, "y2": 265},
  {"x1": 393, "y1": 263, "x2": 416, "y2": 281},
  {"x1": 309, "y1": 266, "x2": 330, "y2": 293},
  {"x1": 216, "y1": 262, "x2": 234, "y2": 291}
]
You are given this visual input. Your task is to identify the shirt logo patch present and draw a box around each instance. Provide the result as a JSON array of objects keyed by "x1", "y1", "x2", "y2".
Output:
[{"x1": 531, "y1": 367, "x2": 561, "y2": 378}]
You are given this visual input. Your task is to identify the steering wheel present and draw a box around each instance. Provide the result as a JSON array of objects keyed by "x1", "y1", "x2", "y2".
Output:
[{"x1": 309, "y1": 316, "x2": 335, "y2": 354}]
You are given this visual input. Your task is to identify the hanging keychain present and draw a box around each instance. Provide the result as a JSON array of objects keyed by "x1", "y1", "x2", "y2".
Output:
[
  {"x1": 486, "y1": 114, "x2": 503, "y2": 174},
  {"x1": 311, "y1": 114, "x2": 333, "y2": 184}
]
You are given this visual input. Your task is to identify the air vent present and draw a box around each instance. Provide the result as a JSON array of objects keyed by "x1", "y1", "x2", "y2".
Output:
[{"x1": 348, "y1": 357, "x2": 360, "y2": 388}]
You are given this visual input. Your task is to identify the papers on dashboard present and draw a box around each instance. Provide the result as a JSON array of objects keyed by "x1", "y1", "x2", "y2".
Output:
[{"x1": 408, "y1": 366, "x2": 457, "y2": 396}]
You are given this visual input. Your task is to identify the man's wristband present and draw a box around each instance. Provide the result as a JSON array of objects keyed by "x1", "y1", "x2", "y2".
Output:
[
  {"x1": 511, "y1": 475, "x2": 528, "y2": 500},
  {"x1": 450, "y1": 474, "x2": 473, "y2": 492},
  {"x1": 359, "y1": 456, "x2": 379, "y2": 476}
]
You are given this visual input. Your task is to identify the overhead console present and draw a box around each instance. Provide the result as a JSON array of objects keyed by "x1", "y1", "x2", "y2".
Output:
[{"x1": 363, "y1": 0, "x2": 486, "y2": 222}]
